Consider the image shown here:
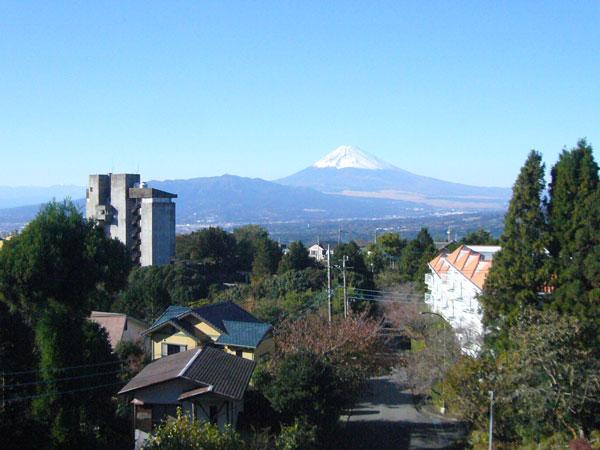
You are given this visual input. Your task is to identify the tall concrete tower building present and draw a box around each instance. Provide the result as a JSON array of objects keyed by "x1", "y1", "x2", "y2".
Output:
[{"x1": 86, "y1": 173, "x2": 177, "y2": 266}]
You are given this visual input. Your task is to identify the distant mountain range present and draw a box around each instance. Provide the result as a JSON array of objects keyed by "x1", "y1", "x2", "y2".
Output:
[
  {"x1": 0, "y1": 146, "x2": 511, "y2": 232},
  {"x1": 277, "y1": 146, "x2": 511, "y2": 210}
]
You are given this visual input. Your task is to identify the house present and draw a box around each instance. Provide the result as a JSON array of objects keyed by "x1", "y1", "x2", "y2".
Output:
[
  {"x1": 308, "y1": 243, "x2": 333, "y2": 262},
  {"x1": 143, "y1": 301, "x2": 273, "y2": 362},
  {"x1": 0, "y1": 234, "x2": 13, "y2": 251},
  {"x1": 424, "y1": 245, "x2": 500, "y2": 355},
  {"x1": 118, "y1": 346, "x2": 255, "y2": 450},
  {"x1": 90, "y1": 311, "x2": 148, "y2": 351}
]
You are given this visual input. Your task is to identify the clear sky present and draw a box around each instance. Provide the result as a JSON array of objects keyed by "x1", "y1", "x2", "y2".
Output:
[{"x1": 1, "y1": 1, "x2": 598, "y2": 188}]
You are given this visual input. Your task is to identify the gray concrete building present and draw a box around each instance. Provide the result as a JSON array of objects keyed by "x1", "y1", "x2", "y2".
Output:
[{"x1": 86, "y1": 173, "x2": 177, "y2": 266}]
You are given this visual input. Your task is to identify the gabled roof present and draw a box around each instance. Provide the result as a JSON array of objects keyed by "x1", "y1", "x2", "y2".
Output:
[
  {"x1": 89, "y1": 311, "x2": 147, "y2": 349},
  {"x1": 192, "y1": 302, "x2": 261, "y2": 333},
  {"x1": 149, "y1": 305, "x2": 192, "y2": 332},
  {"x1": 119, "y1": 348, "x2": 200, "y2": 394},
  {"x1": 118, "y1": 346, "x2": 255, "y2": 401},
  {"x1": 145, "y1": 302, "x2": 270, "y2": 349},
  {"x1": 216, "y1": 321, "x2": 272, "y2": 349},
  {"x1": 184, "y1": 346, "x2": 256, "y2": 400},
  {"x1": 429, "y1": 245, "x2": 501, "y2": 290}
]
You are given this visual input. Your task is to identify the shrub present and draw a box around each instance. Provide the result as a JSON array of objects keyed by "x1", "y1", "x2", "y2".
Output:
[
  {"x1": 143, "y1": 408, "x2": 245, "y2": 450},
  {"x1": 275, "y1": 419, "x2": 317, "y2": 450}
]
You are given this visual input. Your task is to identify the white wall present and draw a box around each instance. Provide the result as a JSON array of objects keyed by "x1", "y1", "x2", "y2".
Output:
[{"x1": 425, "y1": 266, "x2": 483, "y2": 355}]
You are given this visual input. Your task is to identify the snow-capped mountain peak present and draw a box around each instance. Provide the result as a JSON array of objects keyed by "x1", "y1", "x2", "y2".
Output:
[{"x1": 312, "y1": 145, "x2": 395, "y2": 170}]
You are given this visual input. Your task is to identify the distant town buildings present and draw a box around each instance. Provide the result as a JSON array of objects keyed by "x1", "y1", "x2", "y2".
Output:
[
  {"x1": 86, "y1": 173, "x2": 177, "y2": 266},
  {"x1": 424, "y1": 244, "x2": 501, "y2": 355}
]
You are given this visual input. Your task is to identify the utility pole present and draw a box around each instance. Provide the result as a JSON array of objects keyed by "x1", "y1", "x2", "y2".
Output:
[
  {"x1": 342, "y1": 255, "x2": 348, "y2": 318},
  {"x1": 488, "y1": 390, "x2": 494, "y2": 450},
  {"x1": 327, "y1": 244, "x2": 332, "y2": 323}
]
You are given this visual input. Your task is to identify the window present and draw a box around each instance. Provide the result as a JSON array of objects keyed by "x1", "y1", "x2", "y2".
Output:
[
  {"x1": 235, "y1": 349, "x2": 243, "y2": 357},
  {"x1": 161, "y1": 343, "x2": 187, "y2": 357}
]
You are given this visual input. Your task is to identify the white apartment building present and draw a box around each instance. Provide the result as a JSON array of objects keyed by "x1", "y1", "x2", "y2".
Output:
[{"x1": 424, "y1": 245, "x2": 500, "y2": 355}]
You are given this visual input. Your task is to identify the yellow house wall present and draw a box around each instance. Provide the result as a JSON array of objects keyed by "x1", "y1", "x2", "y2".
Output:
[
  {"x1": 224, "y1": 346, "x2": 255, "y2": 360},
  {"x1": 194, "y1": 321, "x2": 221, "y2": 341},
  {"x1": 151, "y1": 332, "x2": 199, "y2": 360}
]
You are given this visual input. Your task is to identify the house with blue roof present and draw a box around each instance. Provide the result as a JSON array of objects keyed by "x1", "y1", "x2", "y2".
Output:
[{"x1": 143, "y1": 301, "x2": 273, "y2": 362}]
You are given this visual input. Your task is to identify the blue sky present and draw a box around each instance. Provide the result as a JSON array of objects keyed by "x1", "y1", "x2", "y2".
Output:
[{"x1": 1, "y1": 1, "x2": 598, "y2": 187}]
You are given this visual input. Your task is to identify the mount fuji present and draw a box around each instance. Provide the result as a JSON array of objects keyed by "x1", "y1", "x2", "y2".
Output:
[{"x1": 277, "y1": 145, "x2": 511, "y2": 210}]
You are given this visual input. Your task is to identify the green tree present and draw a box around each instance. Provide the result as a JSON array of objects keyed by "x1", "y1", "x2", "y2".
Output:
[
  {"x1": 447, "y1": 228, "x2": 499, "y2": 251},
  {"x1": 479, "y1": 151, "x2": 549, "y2": 351},
  {"x1": 233, "y1": 225, "x2": 271, "y2": 271},
  {"x1": 377, "y1": 232, "x2": 407, "y2": 257},
  {"x1": 255, "y1": 352, "x2": 346, "y2": 436},
  {"x1": 333, "y1": 241, "x2": 374, "y2": 291},
  {"x1": 0, "y1": 301, "x2": 37, "y2": 448},
  {"x1": 251, "y1": 238, "x2": 282, "y2": 280},
  {"x1": 398, "y1": 227, "x2": 436, "y2": 286},
  {"x1": 278, "y1": 241, "x2": 312, "y2": 273},
  {"x1": 546, "y1": 140, "x2": 600, "y2": 349},
  {"x1": 113, "y1": 263, "x2": 207, "y2": 323},
  {"x1": 176, "y1": 227, "x2": 238, "y2": 273},
  {"x1": 0, "y1": 201, "x2": 131, "y2": 448}
]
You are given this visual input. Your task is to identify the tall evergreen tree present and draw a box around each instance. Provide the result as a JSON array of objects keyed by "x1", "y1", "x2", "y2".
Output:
[
  {"x1": 0, "y1": 201, "x2": 131, "y2": 448},
  {"x1": 278, "y1": 241, "x2": 312, "y2": 273},
  {"x1": 546, "y1": 140, "x2": 599, "y2": 346},
  {"x1": 398, "y1": 227, "x2": 435, "y2": 285},
  {"x1": 480, "y1": 151, "x2": 549, "y2": 351}
]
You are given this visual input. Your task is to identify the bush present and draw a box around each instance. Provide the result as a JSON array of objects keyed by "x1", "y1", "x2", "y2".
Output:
[
  {"x1": 255, "y1": 352, "x2": 345, "y2": 436},
  {"x1": 275, "y1": 419, "x2": 317, "y2": 450},
  {"x1": 143, "y1": 408, "x2": 245, "y2": 450}
]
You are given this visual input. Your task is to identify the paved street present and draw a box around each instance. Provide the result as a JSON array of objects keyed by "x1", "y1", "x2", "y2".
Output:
[{"x1": 333, "y1": 376, "x2": 467, "y2": 450}]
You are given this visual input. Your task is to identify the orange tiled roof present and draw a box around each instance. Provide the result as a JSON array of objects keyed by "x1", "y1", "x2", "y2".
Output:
[{"x1": 429, "y1": 245, "x2": 498, "y2": 290}]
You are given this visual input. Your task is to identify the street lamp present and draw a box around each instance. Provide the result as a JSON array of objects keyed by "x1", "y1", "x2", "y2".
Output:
[{"x1": 421, "y1": 311, "x2": 449, "y2": 414}]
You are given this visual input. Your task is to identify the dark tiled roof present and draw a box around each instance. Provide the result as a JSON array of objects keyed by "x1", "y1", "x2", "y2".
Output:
[
  {"x1": 146, "y1": 302, "x2": 269, "y2": 349},
  {"x1": 216, "y1": 321, "x2": 272, "y2": 348},
  {"x1": 148, "y1": 305, "x2": 192, "y2": 332},
  {"x1": 192, "y1": 302, "x2": 260, "y2": 332},
  {"x1": 184, "y1": 346, "x2": 256, "y2": 400},
  {"x1": 118, "y1": 346, "x2": 255, "y2": 401},
  {"x1": 118, "y1": 348, "x2": 199, "y2": 394}
]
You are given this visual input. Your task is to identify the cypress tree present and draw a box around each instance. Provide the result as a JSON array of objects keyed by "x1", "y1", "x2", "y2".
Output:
[
  {"x1": 546, "y1": 140, "x2": 599, "y2": 335},
  {"x1": 480, "y1": 150, "x2": 549, "y2": 351}
]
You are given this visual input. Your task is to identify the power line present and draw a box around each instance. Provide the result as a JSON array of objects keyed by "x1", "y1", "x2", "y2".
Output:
[
  {"x1": 5, "y1": 380, "x2": 125, "y2": 405},
  {"x1": 4, "y1": 368, "x2": 126, "y2": 390},
  {"x1": 2, "y1": 359, "x2": 126, "y2": 377}
]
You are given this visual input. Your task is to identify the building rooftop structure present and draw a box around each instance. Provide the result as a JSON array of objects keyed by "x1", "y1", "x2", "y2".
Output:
[
  {"x1": 119, "y1": 346, "x2": 256, "y2": 401},
  {"x1": 429, "y1": 244, "x2": 500, "y2": 290},
  {"x1": 86, "y1": 173, "x2": 177, "y2": 266},
  {"x1": 145, "y1": 302, "x2": 272, "y2": 351}
]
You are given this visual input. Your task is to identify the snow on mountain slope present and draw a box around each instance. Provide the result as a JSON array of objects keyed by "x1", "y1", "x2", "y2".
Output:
[{"x1": 313, "y1": 145, "x2": 395, "y2": 170}]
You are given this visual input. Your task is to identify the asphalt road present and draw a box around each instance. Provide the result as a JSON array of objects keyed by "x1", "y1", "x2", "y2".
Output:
[{"x1": 332, "y1": 376, "x2": 467, "y2": 450}]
